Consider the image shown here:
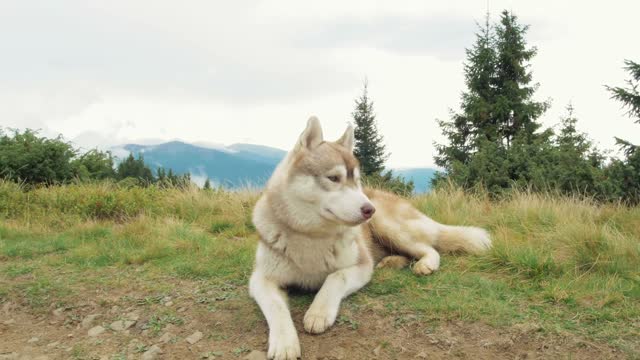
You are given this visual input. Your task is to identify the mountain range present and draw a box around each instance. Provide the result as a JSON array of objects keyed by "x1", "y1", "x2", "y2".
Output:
[{"x1": 114, "y1": 141, "x2": 436, "y2": 192}]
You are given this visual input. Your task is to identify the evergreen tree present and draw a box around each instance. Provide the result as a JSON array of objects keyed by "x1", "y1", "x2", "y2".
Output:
[
  {"x1": 604, "y1": 60, "x2": 640, "y2": 203},
  {"x1": 493, "y1": 10, "x2": 548, "y2": 146},
  {"x1": 433, "y1": 11, "x2": 550, "y2": 194},
  {"x1": 116, "y1": 153, "x2": 154, "y2": 183},
  {"x1": 435, "y1": 14, "x2": 496, "y2": 173},
  {"x1": 605, "y1": 60, "x2": 640, "y2": 155},
  {"x1": 352, "y1": 81, "x2": 388, "y2": 175},
  {"x1": 549, "y1": 105, "x2": 604, "y2": 195},
  {"x1": 203, "y1": 178, "x2": 212, "y2": 190}
]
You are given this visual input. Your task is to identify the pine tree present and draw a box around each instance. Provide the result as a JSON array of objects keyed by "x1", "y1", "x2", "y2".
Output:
[
  {"x1": 606, "y1": 60, "x2": 640, "y2": 156},
  {"x1": 493, "y1": 10, "x2": 548, "y2": 146},
  {"x1": 352, "y1": 81, "x2": 388, "y2": 175},
  {"x1": 604, "y1": 60, "x2": 640, "y2": 203},
  {"x1": 117, "y1": 153, "x2": 154, "y2": 183},
  {"x1": 433, "y1": 11, "x2": 551, "y2": 194},
  {"x1": 550, "y1": 104, "x2": 604, "y2": 195},
  {"x1": 435, "y1": 14, "x2": 496, "y2": 171},
  {"x1": 203, "y1": 178, "x2": 212, "y2": 190}
]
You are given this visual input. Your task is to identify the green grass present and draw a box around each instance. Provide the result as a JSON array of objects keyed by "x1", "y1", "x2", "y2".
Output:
[{"x1": 0, "y1": 181, "x2": 638, "y2": 353}]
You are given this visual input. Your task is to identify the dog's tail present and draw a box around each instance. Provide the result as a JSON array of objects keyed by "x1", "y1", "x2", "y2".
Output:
[{"x1": 434, "y1": 224, "x2": 492, "y2": 254}]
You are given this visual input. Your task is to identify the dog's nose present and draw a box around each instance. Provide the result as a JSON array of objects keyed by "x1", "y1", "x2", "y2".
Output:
[{"x1": 361, "y1": 204, "x2": 376, "y2": 219}]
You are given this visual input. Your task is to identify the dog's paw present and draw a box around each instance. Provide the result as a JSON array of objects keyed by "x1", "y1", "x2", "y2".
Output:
[
  {"x1": 412, "y1": 257, "x2": 439, "y2": 276},
  {"x1": 304, "y1": 308, "x2": 336, "y2": 334},
  {"x1": 376, "y1": 255, "x2": 410, "y2": 269},
  {"x1": 268, "y1": 335, "x2": 301, "y2": 360}
]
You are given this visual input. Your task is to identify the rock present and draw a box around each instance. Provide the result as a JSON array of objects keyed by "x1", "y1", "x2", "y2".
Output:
[
  {"x1": 141, "y1": 344, "x2": 162, "y2": 360},
  {"x1": 88, "y1": 325, "x2": 106, "y2": 337},
  {"x1": 125, "y1": 311, "x2": 140, "y2": 321},
  {"x1": 3, "y1": 319, "x2": 16, "y2": 325},
  {"x1": 177, "y1": 307, "x2": 187, "y2": 313},
  {"x1": 27, "y1": 337, "x2": 39, "y2": 343},
  {"x1": 52, "y1": 307, "x2": 64, "y2": 317},
  {"x1": 244, "y1": 350, "x2": 267, "y2": 360},
  {"x1": 373, "y1": 345, "x2": 382, "y2": 357},
  {"x1": 81, "y1": 314, "x2": 101, "y2": 329},
  {"x1": 0, "y1": 353, "x2": 19, "y2": 360},
  {"x1": 164, "y1": 301, "x2": 174, "y2": 307},
  {"x1": 110, "y1": 320, "x2": 136, "y2": 331},
  {"x1": 185, "y1": 331, "x2": 203, "y2": 344},
  {"x1": 415, "y1": 351, "x2": 428, "y2": 359},
  {"x1": 109, "y1": 305, "x2": 121, "y2": 314},
  {"x1": 158, "y1": 332, "x2": 173, "y2": 343},
  {"x1": 46, "y1": 341, "x2": 60, "y2": 348}
]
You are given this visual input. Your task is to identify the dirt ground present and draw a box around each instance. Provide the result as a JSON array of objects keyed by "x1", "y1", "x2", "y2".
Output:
[{"x1": 0, "y1": 277, "x2": 625, "y2": 360}]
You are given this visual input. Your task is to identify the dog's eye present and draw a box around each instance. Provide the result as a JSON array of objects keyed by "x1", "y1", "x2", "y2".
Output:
[{"x1": 327, "y1": 175, "x2": 340, "y2": 183}]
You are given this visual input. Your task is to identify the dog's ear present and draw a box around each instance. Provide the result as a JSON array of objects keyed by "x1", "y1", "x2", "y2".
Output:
[
  {"x1": 336, "y1": 124, "x2": 354, "y2": 152},
  {"x1": 295, "y1": 116, "x2": 323, "y2": 151}
]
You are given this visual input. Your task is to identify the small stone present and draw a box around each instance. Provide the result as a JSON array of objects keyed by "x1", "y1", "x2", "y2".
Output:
[
  {"x1": 52, "y1": 307, "x2": 64, "y2": 317},
  {"x1": 88, "y1": 325, "x2": 106, "y2": 337},
  {"x1": 46, "y1": 341, "x2": 60, "y2": 348},
  {"x1": 27, "y1": 337, "x2": 39, "y2": 343},
  {"x1": 125, "y1": 311, "x2": 140, "y2": 321},
  {"x1": 415, "y1": 351, "x2": 428, "y2": 359},
  {"x1": 110, "y1": 320, "x2": 136, "y2": 331},
  {"x1": 81, "y1": 314, "x2": 101, "y2": 329},
  {"x1": 141, "y1": 344, "x2": 162, "y2": 360},
  {"x1": 177, "y1": 307, "x2": 187, "y2": 313},
  {"x1": 3, "y1": 319, "x2": 15, "y2": 325},
  {"x1": 185, "y1": 331, "x2": 203, "y2": 344},
  {"x1": 158, "y1": 332, "x2": 173, "y2": 343},
  {"x1": 373, "y1": 345, "x2": 382, "y2": 357},
  {"x1": 244, "y1": 350, "x2": 267, "y2": 360},
  {"x1": 164, "y1": 301, "x2": 174, "y2": 307}
]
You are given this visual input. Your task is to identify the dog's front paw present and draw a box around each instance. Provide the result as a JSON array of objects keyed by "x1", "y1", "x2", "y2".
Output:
[
  {"x1": 304, "y1": 307, "x2": 336, "y2": 334},
  {"x1": 268, "y1": 334, "x2": 301, "y2": 360}
]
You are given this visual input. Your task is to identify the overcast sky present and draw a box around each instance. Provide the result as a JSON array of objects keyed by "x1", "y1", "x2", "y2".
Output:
[{"x1": 2, "y1": 1, "x2": 639, "y2": 167}]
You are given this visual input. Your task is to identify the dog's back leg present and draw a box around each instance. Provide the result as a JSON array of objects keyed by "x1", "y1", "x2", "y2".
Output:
[{"x1": 376, "y1": 255, "x2": 411, "y2": 269}]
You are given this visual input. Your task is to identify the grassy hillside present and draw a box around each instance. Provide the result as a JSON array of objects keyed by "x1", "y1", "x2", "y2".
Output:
[{"x1": 0, "y1": 181, "x2": 638, "y2": 358}]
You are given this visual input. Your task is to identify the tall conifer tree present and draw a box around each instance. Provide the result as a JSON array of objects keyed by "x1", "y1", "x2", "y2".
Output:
[{"x1": 352, "y1": 81, "x2": 389, "y2": 175}]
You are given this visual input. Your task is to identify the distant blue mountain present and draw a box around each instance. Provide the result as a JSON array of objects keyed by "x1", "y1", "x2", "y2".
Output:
[
  {"x1": 116, "y1": 141, "x2": 436, "y2": 192},
  {"x1": 119, "y1": 141, "x2": 283, "y2": 188},
  {"x1": 393, "y1": 168, "x2": 438, "y2": 193}
]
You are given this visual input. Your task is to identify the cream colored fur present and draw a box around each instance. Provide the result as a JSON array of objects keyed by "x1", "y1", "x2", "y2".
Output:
[{"x1": 249, "y1": 117, "x2": 491, "y2": 359}]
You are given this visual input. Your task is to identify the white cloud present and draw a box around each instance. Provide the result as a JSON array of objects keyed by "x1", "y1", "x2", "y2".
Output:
[{"x1": 1, "y1": 0, "x2": 639, "y2": 167}]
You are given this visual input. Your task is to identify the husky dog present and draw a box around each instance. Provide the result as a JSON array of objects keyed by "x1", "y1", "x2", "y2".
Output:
[{"x1": 250, "y1": 117, "x2": 491, "y2": 359}]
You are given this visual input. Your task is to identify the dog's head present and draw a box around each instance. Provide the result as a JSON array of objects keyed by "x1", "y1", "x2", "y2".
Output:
[{"x1": 268, "y1": 116, "x2": 375, "y2": 228}]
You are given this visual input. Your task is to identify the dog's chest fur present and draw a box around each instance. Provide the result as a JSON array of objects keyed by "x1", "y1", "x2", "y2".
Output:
[{"x1": 255, "y1": 226, "x2": 363, "y2": 290}]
